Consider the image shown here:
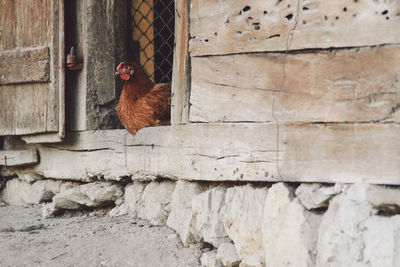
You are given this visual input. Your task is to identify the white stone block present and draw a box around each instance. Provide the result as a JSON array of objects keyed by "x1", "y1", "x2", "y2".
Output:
[
  {"x1": 166, "y1": 180, "x2": 203, "y2": 245},
  {"x1": 1, "y1": 178, "x2": 65, "y2": 206},
  {"x1": 200, "y1": 250, "x2": 224, "y2": 267},
  {"x1": 124, "y1": 182, "x2": 146, "y2": 217},
  {"x1": 222, "y1": 184, "x2": 268, "y2": 262},
  {"x1": 109, "y1": 203, "x2": 128, "y2": 217},
  {"x1": 262, "y1": 183, "x2": 321, "y2": 267},
  {"x1": 317, "y1": 184, "x2": 400, "y2": 267},
  {"x1": 192, "y1": 186, "x2": 231, "y2": 247},
  {"x1": 362, "y1": 215, "x2": 400, "y2": 267},
  {"x1": 239, "y1": 251, "x2": 264, "y2": 267},
  {"x1": 317, "y1": 184, "x2": 373, "y2": 266},
  {"x1": 366, "y1": 185, "x2": 400, "y2": 213},
  {"x1": 53, "y1": 181, "x2": 123, "y2": 210},
  {"x1": 217, "y1": 243, "x2": 241, "y2": 267},
  {"x1": 42, "y1": 202, "x2": 56, "y2": 218},
  {"x1": 295, "y1": 183, "x2": 344, "y2": 210},
  {"x1": 136, "y1": 181, "x2": 176, "y2": 225},
  {"x1": 59, "y1": 182, "x2": 80, "y2": 192}
]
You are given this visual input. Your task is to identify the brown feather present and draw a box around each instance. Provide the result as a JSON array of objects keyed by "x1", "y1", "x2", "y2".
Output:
[{"x1": 117, "y1": 62, "x2": 171, "y2": 135}]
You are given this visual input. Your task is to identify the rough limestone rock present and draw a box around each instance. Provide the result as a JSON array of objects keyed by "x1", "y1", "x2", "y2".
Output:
[
  {"x1": 124, "y1": 182, "x2": 146, "y2": 217},
  {"x1": 109, "y1": 203, "x2": 128, "y2": 217},
  {"x1": 42, "y1": 202, "x2": 57, "y2": 218},
  {"x1": 136, "y1": 181, "x2": 176, "y2": 225},
  {"x1": 167, "y1": 180, "x2": 203, "y2": 246},
  {"x1": 239, "y1": 251, "x2": 264, "y2": 267},
  {"x1": 362, "y1": 215, "x2": 400, "y2": 267},
  {"x1": 108, "y1": 196, "x2": 127, "y2": 217},
  {"x1": 222, "y1": 184, "x2": 268, "y2": 263},
  {"x1": 200, "y1": 250, "x2": 224, "y2": 267},
  {"x1": 317, "y1": 184, "x2": 372, "y2": 266},
  {"x1": 1, "y1": 178, "x2": 72, "y2": 206},
  {"x1": 217, "y1": 243, "x2": 241, "y2": 267},
  {"x1": 262, "y1": 183, "x2": 322, "y2": 267},
  {"x1": 366, "y1": 185, "x2": 400, "y2": 214},
  {"x1": 53, "y1": 181, "x2": 123, "y2": 210},
  {"x1": 295, "y1": 183, "x2": 345, "y2": 210},
  {"x1": 192, "y1": 185, "x2": 231, "y2": 247},
  {"x1": 17, "y1": 173, "x2": 43, "y2": 183},
  {"x1": 317, "y1": 184, "x2": 400, "y2": 267}
]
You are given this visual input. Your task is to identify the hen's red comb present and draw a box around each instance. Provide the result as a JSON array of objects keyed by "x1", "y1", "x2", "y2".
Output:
[{"x1": 116, "y1": 62, "x2": 126, "y2": 71}]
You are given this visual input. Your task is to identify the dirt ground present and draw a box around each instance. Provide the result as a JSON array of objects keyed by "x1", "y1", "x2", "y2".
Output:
[{"x1": 0, "y1": 202, "x2": 202, "y2": 267}]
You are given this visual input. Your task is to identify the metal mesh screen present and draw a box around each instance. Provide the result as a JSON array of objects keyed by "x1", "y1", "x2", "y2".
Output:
[{"x1": 131, "y1": 0, "x2": 175, "y2": 84}]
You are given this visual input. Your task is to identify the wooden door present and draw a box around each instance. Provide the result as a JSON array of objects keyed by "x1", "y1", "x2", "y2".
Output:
[{"x1": 0, "y1": 0, "x2": 65, "y2": 142}]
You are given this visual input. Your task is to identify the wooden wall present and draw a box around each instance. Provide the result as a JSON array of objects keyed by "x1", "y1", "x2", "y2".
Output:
[
  {"x1": 189, "y1": 0, "x2": 400, "y2": 124},
  {"x1": 186, "y1": 0, "x2": 400, "y2": 183}
]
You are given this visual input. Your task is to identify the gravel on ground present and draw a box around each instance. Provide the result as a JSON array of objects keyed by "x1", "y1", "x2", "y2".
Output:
[{"x1": 0, "y1": 203, "x2": 202, "y2": 267}]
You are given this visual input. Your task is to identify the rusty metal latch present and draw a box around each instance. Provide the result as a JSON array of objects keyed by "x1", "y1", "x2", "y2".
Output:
[{"x1": 66, "y1": 46, "x2": 83, "y2": 70}]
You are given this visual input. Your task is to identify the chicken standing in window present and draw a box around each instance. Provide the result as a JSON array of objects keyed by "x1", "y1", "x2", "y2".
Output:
[{"x1": 115, "y1": 62, "x2": 171, "y2": 135}]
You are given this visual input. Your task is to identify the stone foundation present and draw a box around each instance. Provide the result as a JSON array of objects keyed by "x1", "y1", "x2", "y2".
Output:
[{"x1": 2, "y1": 175, "x2": 400, "y2": 267}]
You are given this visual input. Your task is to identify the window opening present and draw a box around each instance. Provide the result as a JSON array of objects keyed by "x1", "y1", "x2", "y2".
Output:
[{"x1": 131, "y1": 0, "x2": 175, "y2": 84}]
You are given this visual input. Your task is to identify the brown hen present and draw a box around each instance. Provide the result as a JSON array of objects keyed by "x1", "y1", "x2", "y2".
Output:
[{"x1": 115, "y1": 62, "x2": 171, "y2": 135}]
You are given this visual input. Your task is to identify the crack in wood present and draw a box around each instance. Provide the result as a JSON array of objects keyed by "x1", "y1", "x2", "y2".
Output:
[
  {"x1": 254, "y1": 149, "x2": 280, "y2": 153},
  {"x1": 272, "y1": 0, "x2": 301, "y2": 181},
  {"x1": 46, "y1": 147, "x2": 115, "y2": 153},
  {"x1": 239, "y1": 160, "x2": 275, "y2": 163},
  {"x1": 377, "y1": 102, "x2": 400, "y2": 122},
  {"x1": 206, "y1": 81, "x2": 286, "y2": 94},
  {"x1": 192, "y1": 154, "x2": 239, "y2": 160},
  {"x1": 335, "y1": 92, "x2": 400, "y2": 102},
  {"x1": 125, "y1": 144, "x2": 158, "y2": 148}
]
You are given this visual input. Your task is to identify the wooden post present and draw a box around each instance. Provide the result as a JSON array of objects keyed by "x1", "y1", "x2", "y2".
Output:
[{"x1": 171, "y1": 0, "x2": 190, "y2": 125}]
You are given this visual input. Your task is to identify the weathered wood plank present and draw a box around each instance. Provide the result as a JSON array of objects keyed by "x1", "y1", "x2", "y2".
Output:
[
  {"x1": 0, "y1": 0, "x2": 52, "y2": 51},
  {"x1": 0, "y1": 0, "x2": 16, "y2": 50},
  {"x1": 279, "y1": 123, "x2": 400, "y2": 184},
  {"x1": 0, "y1": 83, "x2": 56, "y2": 136},
  {"x1": 0, "y1": 0, "x2": 64, "y2": 138},
  {"x1": 0, "y1": 150, "x2": 38, "y2": 167},
  {"x1": 171, "y1": 0, "x2": 190, "y2": 124},
  {"x1": 22, "y1": 133, "x2": 63, "y2": 144},
  {"x1": 0, "y1": 47, "x2": 50, "y2": 85},
  {"x1": 14, "y1": 0, "x2": 52, "y2": 49},
  {"x1": 189, "y1": 0, "x2": 400, "y2": 56},
  {"x1": 4, "y1": 123, "x2": 400, "y2": 185},
  {"x1": 190, "y1": 45, "x2": 400, "y2": 123}
]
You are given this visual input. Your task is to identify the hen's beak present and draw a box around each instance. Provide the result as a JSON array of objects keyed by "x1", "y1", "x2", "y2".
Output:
[{"x1": 115, "y1": 70, "x2": 121, "y2": 76}]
